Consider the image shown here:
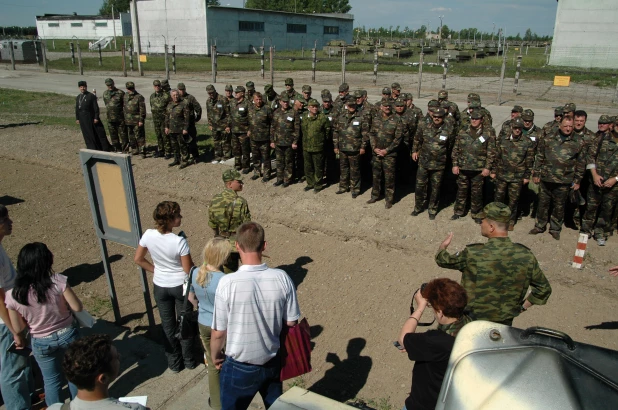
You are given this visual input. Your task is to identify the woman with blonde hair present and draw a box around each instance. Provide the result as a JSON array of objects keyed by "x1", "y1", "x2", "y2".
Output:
[{"x1": 188, "y1": 237, "x2": 230, "y2": 410}]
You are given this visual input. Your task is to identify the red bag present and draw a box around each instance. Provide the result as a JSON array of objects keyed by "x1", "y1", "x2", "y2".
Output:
[{"x1": 280, "y1": 318, "x2": 312, "y2": 381}]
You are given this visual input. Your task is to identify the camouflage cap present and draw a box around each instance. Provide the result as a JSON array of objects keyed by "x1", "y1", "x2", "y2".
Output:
[
  {"x1": 264, "y1": 84, "x2": 273, "y2": 92},
  {"x1": 302, "y1": 85, "x2": 312, "y2": 93},
  {"x1": 469, "y1": 100, "x2": 482, "y2": 109},
  {"x1": 284, "y1": 78, "x2": 294, "y2": 86},
  {"x1": 352, "y1": 90, "x2": 363, "y2": 99},
  {"x1": 554, "y1": 106, "x2": 564, "y2": 116},
  {"x1": 361, "y1": 90, "x2": 368, "y2": 97},
  {"x1": 563, "y1": 102, "x2": 576, "y2": 112},
  {"x1": 598, "y1": 114, "x2": 612, "y2": 124},
  {"x1": 225, "y1": 84, "x2": 234, "y2": 91},
  {"x1": 401, "y1": 93, "x2": 410, "y2": 101},
  {"x1": 380, "y1": 100, "x2": 392, "y2": 107},
  {"x1": 346, "y1": 98, "x2": 357, "y2": 107},
  {"x1": 296, "y1": 97, "x2": 307, "y2": 105},
  {"x1": 438, "y1": 90, "x2": 448, "y2": 99},
  {"x1": 338, "y1": 83, "x2": 349, "y2": 92},
  {"x1": 394, "y1": 99, "x2": 406, "y2": 107},
  {"x1": 177, "y1": 83, "x2": 186, "y2": 90},
  {"x1": 480, "y1": 202, "x2": 511, "y2": 223},
  {"x1": 468, "y1": 92, "x2": 480, "y2": 100},
  {"x1": 391, "y1": 82, "x2": 401, "y2": 90},
  {"x1": 321, "y1": 94, "x2": 332, "y2": 102},
  {"x1": 222, "y1": 168, "x2": 243, "y2": 182},
  {"x1": 470, "y1": 111, "x2": 483, "y2": 120},
  {"x1": 206, "y1": 84, "x2": 216, "y2": 93},
  {"x1": 161, "y1": 79, "x2": 169, "y2": 87},
  {"x1": 511, "y1": 105, "x2": 524, "y2": 113},
  {"x1": 433, "y1": 107, "x2": 446, "y2": 117},
  {"x1": 125, "y1": 81, "x2": 135, "y2": 89},
  {"x1": 308, "y1": 98, "x2": 320, "y2": 107},
  {"x1": 153, "y1": 80, "x2": 161, "y2": 86},
  {"x1": 105, "y1": 78, "x2": 114, "y2": 86},
  {"x1": 613, "y1": 116, "x2": 618, "y2": 124},
  {"x1": 245, "y1": 81, "x2": 255, "y2": 90},
  {"x1": 382, "y1": 87, "x2": 392, "y2": 95},
  {"x1": 522, "y1": 109, "x2": 535, "y2": 121},
  {"x1": 428, "y1": 99, "x2": 441, "y2": 108},
  {"x1": 279, "y1": 94, "x2": 290, "y2": 102},
  {"x1": 235, "y1": 85, "x2": 246, "y2": 93},
  {"x1": 511, "y1": 118, "x2": 524, "y2": 128}
]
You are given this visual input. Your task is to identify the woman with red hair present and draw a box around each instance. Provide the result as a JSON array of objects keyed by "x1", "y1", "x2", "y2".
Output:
[{"x1": 398, "y1": 278, "x2": 471, "y2": 410}]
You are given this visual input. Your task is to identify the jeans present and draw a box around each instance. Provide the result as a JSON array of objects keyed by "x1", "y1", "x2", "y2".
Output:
[
  {"x1": 220, "y1": 355, "x2": 282, "y2": 410},
  {"x1": 153, "y1": 284, "x2": 195, "y2": 370},
  {"x1": 32, "y1": 325, "x2": 79, "y2": 406},
  {"x1": 0, "y1": 323, "x2": 33, "y2": 410},
  {"x1": 198, "y1": 324, "x2": 221, "y2": 410}
]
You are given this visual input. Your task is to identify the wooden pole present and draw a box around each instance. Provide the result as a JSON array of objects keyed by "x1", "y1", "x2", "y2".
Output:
[
  {"x1": 98, "y1": 44, "x2": 103, "y2": 66},
  {"x1": 129, "y1": 43, "x2": 134, "y2": 72},
  {"x1": 442, "y1": 57, "x2": 448, "y2": 90},
  {"x1": 9, "y1": 41, "x2": 15, "y2": 70},
  {"x1": 373, "y1": 48, "x2": 378, "y2": 85},
  {"x1": 122, "y1": 45, "x2": 127, "y2": 77},
  {"x1": 70, "y1": 42, "x2": 75, "y2": 65},
  {"x1": 311, "y1": 46, "x2": 316, "y2": 83},
  {"x1": 341, "y1": 45, "x2": 346, "y2": 84},
  {"x1": 172, "y1": 45, "x2": 176, "y2": 74},
  {"x1": 417, "y1": 52, "x2": 424, "y2": 98},
  {"x1": 513, "y1": 55, "x2": 522, "y2": 94},
  {"x1": 41, "y1": 40, "x2": 48, "y2": 73},
  {"x1": 211, "y1": 45, "x2": 217, "y2": 83},
  {"x1": 270, "y1": 46, "x2": 274, "y2": 86},
  {"x1": 260, "y1": 46, "x2": 265, "y2": 79},
  {"x1": 164, "y1": 44, "x2": 169, "y2": 80},
  {"x1": 77, "y1": 42, "x2": 83, "y2": 75}
]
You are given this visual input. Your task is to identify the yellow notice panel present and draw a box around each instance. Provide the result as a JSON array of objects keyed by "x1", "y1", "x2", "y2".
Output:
[
  {"x1": 95, "y1": 162, "x2": 131, "y2": 232},
  {"x1": 139, "y1": 54, "x2": 147, "y2": 63},
  {"x1": 553, "y1": 76, "x2": 571, "y2": 87}
]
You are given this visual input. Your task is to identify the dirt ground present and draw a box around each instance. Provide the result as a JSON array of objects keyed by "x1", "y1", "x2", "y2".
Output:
[{"x1": 1, "y1": 73, "x2": 618, "y2": 408}]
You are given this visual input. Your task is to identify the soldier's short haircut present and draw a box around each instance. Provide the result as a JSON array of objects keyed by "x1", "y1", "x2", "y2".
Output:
[
  {"x1": 236, "y1": 222, "x2": 265, "y2": 253},
  {"x1": 573, "y1": 110, "x2": 587, "y2": 119},
  {"x1": 488, "y1": 220, "x2": 509, "y2": 231},
  {"x1": 421, "y1": 278, "x2": 467, "y2": 319},
  {"x1": 560, "y1": 116, "x2": 574, "y2": 124},
  {"x1": 253, "y1": 92, "x2": 263, "y2": 99},
  {"x1": 170, "y1": 89, "x2": 179, "y2": 97}
]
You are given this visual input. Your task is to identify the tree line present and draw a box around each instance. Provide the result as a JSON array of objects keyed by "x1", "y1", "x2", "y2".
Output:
[{"x1": 354, "y1": 26, "x2": 552, "y2": 42}]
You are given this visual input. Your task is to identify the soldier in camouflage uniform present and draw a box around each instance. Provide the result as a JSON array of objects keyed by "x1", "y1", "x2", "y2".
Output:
[
  {"x1": 123, "y1": 81, "x2": 147, "y2": 158},
  {"x1": 333, "y1": 83, "x2": 349, "y2": 113},
  {"x1": 321, "y1": 90, "x2": 339, "y2": 184},
  {"x1": 519, "y1": 109, "x2": 543, "y2": 218},
  {"x1": 542, "y1": 107, "x2": 563, "y2": 139},
  {"x1": 177, "y1": 83, "x2": 202, "y2": 163},
  {"x1": 390, "y1": 82, "x2": 401, "y2": 100},
  {"x1": 435, "y1": 202, "x2": 552, "y2": 325},
  {"x1": 150, "y1": 79, "x2": 172, "y2": 158},
  {"x1": 490, "y1": 118, "x2": 535, "y2": 230},
  {"x1": 301, "y1": 85, "x2": 312, "y2": 102},
  {"x1": 571, "y1": 110, "x2": 597, "y2": 229},
  {"x1": 271, "y1": 94, "x2": 300, "y2": 188},
  {"x1": 300, "y1": 99, "x2": 331, "y2": 192},
  {"x1": 334, "y1": 98, "x2": 368, "y2": 198},
  {"x1": 224, "y1": 84, "x2": 234, "y2": 101},
  {"x1": 562, "y1": 102, "x2": 576, "y2": 120},
  {"x1": 581, "y1": 115, "x2": 617, "y2": 245},
  {"x1": 228, "y1": 85, "x2": 251, "y2": 172},
  {"x1": 205, "y1": 84, "x2": 231, "y2": 163},
  {"x1": 530, "y1": 117, "x2": 587, "y2": 240},
  {"x1": 103, "y1": 78, "x2": 127, "y2": 152},
  {"x1": 264, "y1": 84, "x2": 279, "y2": 110},
  {"x1": 245, "y1": 81, "x2": 255, "y2": 101},
  {"x1": 367, "y1": 101, "x2": 403, "y2": 208},
  {"x1": 451, "y1": 111, "x2": 495, "y2": 223},
  {"x1": 283, "y1": 78, "x2": 302, "y2": 105},
  {"x1": 438, "y1": 90, "x2": 460, "y2": 130},
  {"x1": 498, "y1": 105, "x2": 523, "y2": 138},
  {"x1": 164, "y1": 89, "x2": 192, "y2": 169},
  {"x1": 208, "y1": 169, "x2": 251, "y2": 273},
  {"x1": 248, "y1": 92, "x2": 274, "y2": 181},
  {"x1": 393, "y1": 99, "x2": 416, "y2": 184},
  {"x1": 461, "y1": 100, "x2": 492, "y2": 131},
  {"x1": 412, "y1": 108, "x2": 453, "y2": 218}
]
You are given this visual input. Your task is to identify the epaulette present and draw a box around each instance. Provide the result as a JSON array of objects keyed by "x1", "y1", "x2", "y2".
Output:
[{"x1": 513, "y1": 242, "x2": 531, "y2": 251}]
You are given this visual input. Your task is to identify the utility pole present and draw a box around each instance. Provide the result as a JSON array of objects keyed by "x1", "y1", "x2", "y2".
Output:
[
  {"x1": 438, "y1": 15, "x2": 444, "y2": 44},
  {"x1": 112, "y1": 3, "x2": 117, "y2": 50},
  {"x1": 132, "y1": 0, "x2": 144, "y2": 76}
]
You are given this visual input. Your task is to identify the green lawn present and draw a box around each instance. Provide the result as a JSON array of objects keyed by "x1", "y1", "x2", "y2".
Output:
[{"x1": 44, "y1": 36, "x2": 133, "y2": 53}]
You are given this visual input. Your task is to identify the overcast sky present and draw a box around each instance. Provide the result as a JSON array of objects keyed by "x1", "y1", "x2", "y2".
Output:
[{"x1": 2, "y1": 0, "x2": 558, "y2": 36}]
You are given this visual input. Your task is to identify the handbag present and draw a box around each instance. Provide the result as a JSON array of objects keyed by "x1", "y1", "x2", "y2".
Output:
[
  {"x1": 279, "y1": 317, "x2": 312, "y2": 381},
  {"x1": 177, "y1": 266, "x2": 199, "y2": 341}
]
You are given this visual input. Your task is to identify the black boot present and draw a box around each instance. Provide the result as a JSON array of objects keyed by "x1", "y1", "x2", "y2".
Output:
[{"x1": 169, "y1": 155, "x2": 180, "y2": 167}]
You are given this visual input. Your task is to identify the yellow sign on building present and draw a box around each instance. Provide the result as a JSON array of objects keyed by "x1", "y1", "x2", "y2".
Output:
[{"x1": 553, "y1": 76, "x2": 571, "y2": 87}]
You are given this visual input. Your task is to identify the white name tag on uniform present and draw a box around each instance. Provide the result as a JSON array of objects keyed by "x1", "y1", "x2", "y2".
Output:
[
  {"x1": 217, "y1": 104, "x2": 222, "y2": 108},
  {"x1": 353, "y1": 121, "x2": 360, "y2": 125},
  {"x1": 239, "y1": 107, "x2": 245, "y2": 111},
  {"x1": 479, "y1": 136, "x2": 486, "y2": 143},
  {"x1": 328, "y1": 116, "x2": 333, "y2": 121},
  {"x1": 439, "y1": 135, "x2": 448, "y2": 141},
  {"x1": 287, "y1": 116, "x2": 293, "y2": 121},
  {"x1": 530, "y1": 136, "x2": 536, "y2": 141},
  {"x1": 291, "y1": 99, "x2": 295, "y2": 104}
]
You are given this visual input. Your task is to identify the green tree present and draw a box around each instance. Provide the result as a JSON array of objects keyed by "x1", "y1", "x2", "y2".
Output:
[
  {"x1": 245, "y1": 0, "x2": 351, "y2": 13},
  {"x1": 99, "y1": 0, "x2": 130, "y2": 15},
  {"x1": 524, "y1": 28, "x2": 533, "y2": 41},
  {"x1": 440, "y1": 24, "x2": 450, "y2": 39}
]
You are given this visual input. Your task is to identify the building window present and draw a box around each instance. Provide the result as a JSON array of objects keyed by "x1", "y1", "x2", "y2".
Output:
[
  {"x1": 47, "y1": 22, "x2": 60, "y2": 27},
  {"x1": 71, "y1": 22, "x2": 83, "y2": 27},
  {"x1": 95, "y1": 22, "x2": 108, "y2": 27},
  {"x1": 324, "y1": 26, "x2": 339, "y2": 35},
  {"x1": 287, "y1": 24, "x2": 307, "y2": 34},
  {"x1": 239, "y1": 21, "x2": 264, "y2": 32}
]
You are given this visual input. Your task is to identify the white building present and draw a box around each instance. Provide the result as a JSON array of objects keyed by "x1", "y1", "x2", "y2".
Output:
[
  {"x1": 131, "y1": 1, "x2": 354, "y2": 55},
  {"x1": 36, "y1": 13, "x2": 132, "y2": 40},
  {"x1": 549, "y1": 0, "x2": 618, "y2": 69}
]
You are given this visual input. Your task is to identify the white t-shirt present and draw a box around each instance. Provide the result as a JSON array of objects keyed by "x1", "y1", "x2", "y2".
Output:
[
  {"x1": 47, "y1": 397, "x2": 147, "y2": 410},
  {"x1": 213, "y1": 263, "x2": 300, "y2": 365},
  {"x1": 0, "y1": 243, "x2": 17, "y2": 325},
  {"x1": 138, "y1": 229, "x2": 190, "y2": 287}
]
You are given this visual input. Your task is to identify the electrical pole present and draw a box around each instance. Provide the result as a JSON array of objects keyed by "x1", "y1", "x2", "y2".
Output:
[
  {"x1": 438, "y1": 15, "x2": 444, "y2": 44},
  {"x1": 112, "y1": 3, "x2": 117, "y2": 50}
]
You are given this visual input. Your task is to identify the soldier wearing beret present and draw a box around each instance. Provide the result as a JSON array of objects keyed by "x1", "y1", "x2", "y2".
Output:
[
  {"x1": 76, "y1": 80, "x2": 111, "y2": 151},
  {"x1": 164, "y1": 88, "x2": 192, "y2": 169},
  {"x1": 123, "y1": 81, "x2": 147, "y2": 157},
  {"x1": 245, "y1": 81, "x2": 255, "y2": 101},
  {"x1": 228, "y1": 85, "x2": 251, "y2": 172},
  {"x1": 150, "y1": 79, "x2": 172, "y2": 158},
  {"x1": 412, "y1": 107, "x2": 454, "y2": 219},
  {"x1": 498, "y1": 105, "x2": 524, "y2": 138},
  {"x1": 435, "y1": 202, "x2": 552, "y2": 325},
  {"x1": 206, "y1": 84, "x2": 231, "y2": 164},
  {"x1": 208, "y1": 169, "x2": 251, "y2": 272},
  {"x1": 270, "y1": 94, "x2": 300, "y2": 187},
  {"x1": 300, "y1": 99, "x2": 331, "y2": 192},
  {"x1": 103, "y1": 78, "x2": 128, "y2": 152},
  {"x1": 248, "y1": 92, "x2": 274, "y2": 181}
]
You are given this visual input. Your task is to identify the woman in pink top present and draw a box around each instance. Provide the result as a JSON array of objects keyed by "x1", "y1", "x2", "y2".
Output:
[{"x1": 6, "y1": 242, "x2": 83, "y2": 406}]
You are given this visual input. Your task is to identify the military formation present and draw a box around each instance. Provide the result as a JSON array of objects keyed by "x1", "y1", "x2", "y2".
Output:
[{"x1": 92, "y1": 77, "x2": 618, "y2": 246}]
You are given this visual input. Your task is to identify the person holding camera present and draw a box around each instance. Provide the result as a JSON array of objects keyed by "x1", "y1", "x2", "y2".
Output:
[
  {"x1": 397, "y1": 278, "x2": 471, "y2": 410},
  {"x1": 435, "y1": 202, "x2": 552, "y2": 326}
]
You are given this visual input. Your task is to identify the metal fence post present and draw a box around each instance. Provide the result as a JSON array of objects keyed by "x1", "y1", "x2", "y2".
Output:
[
  {"x1": 341, "y1": 45, "x2": 347, "y2": 84},
  {"x1": 513, "y1": 55, "x2": 522, "y2": 94},
  {"x1": 311, "y1": 47, "x2": 316, "y2": 83},
  {"x1": 122, "y1": 45, "x2": 127, "y2": 77},
  {"x1": 269, "y1": 46, "x2": 274, "y2": 86},
  {"x1": 373, "y1": 49, "x2": 378, "y2": 85},
  {"x1": 164, "y1": 44, "x2": 169, "y2": 80},
  {"x1": 211, "y1": 45, "x2": 217, "y2": 83},
  {"x1": 417, "y1": 52, "x2": 424, "y2": 98},
  {"x1": 70, "y1": 42, "x2": 75, "y2": 65},
  {"x1": 442, "y1": 57, "x2": 448, "y2": 90},
  {"x1": 260, "y1": 46, "x2": 265, "y2": 79},
  {"x1": 77, "y1": 42, "x2": 83, "y2": 75},
  {"x1": 9, "y1": 41, "x2": 15, "y2": 70},
  {"x1": 41, "y1": 40, "x2": 48, "y2": 73},
  {"x1": 98, "y1": 44, "x2": 103, "y2": 66},
  {"x1": 172, "y1": 45, "x2": 176, "y2": 74},
  {"x1": 129, "y1": 43, "x2": 134, "y2": 72},
  {"x1": 498, "y1": 46, "x2": 507, "y2": 104}
]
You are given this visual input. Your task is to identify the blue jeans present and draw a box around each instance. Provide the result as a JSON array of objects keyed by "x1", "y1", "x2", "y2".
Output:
[
  {"x1": 0, "y1": 323, "x2": 33, "y2": 410},
  {"x1": 32, "y1": 325, "x2": 80, "y2": 406},
  {"x1": 220, "y1": 355, "x2": 282, "y2": 410}
]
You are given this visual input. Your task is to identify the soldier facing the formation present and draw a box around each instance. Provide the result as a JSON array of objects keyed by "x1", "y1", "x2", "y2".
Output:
[
  {"x1": 123, "y1": 81, "x2": 147, "y2": 158},
  {"x1": 103, "y1": 78, "x2": 127, "y2": 152}
]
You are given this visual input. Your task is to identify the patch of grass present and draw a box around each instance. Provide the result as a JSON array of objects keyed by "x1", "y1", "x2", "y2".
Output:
[
  {"x1": 0, "y1": 88, "x2": 77, "y2": 127},
  {"x1": 86, "y1": 296, "x2": 113, "y2": 317},
  {"x1": 45, "y1": 36, "x2": 133, "y2": 53},
  {"x1": 286, "y1": 375, "x2": 307, "y2": 390}
]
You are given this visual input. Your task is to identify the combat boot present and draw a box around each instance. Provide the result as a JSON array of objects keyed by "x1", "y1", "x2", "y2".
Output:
[{"x1": 168, "y1": 155, "x2": 180, "y2": 167}]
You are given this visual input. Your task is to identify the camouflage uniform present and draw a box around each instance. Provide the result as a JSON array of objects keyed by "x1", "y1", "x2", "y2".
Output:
[
  {"x1": 320, "y1": 96, "x2": 339, "y2": 184},
  {"x1": 333, "y1": 106, "x2": 369, "y2": 196},
  {"x1": 300, "y1": 103, "x2": 331, "y2": 190},
  {"x1": 179, "y1": 87, "x2": 202, "y2": 162},
  {"x1": 123, "y1": 84, "x2": 146, "y2": 154},
  {"x1": 519, "y1": 114, "x2": 543, "y2": 217},
  {"x1": 248, "y1": 103, "x2": 274, "y2": 178},
  {"x1": 491, "y1": 120, "x2": 535, "y2": 225},
  {"x1": 103, "y1": 80, "x2": 127, "y2": 151},
  {"x1": 438, "y1": 91, "x2": 460, "y2": 130},
  {"x1": 333, "y1": 83, "x2": 349, "y2": 113},
  {"x1": 205, "y1": 87, "x2": 231, "y2": 162},
  {"x1": 571, "y1": 125, "x2": 597, "y2": 228},
  {"x1": 451, "y1": 122, "x2": 495, "y2": 219},
  {"x1": 532, "y1": 127, "x2": 586, "y2": 236},
  {"x1": 369, "y1": 105, "x2": 403, "y2": 205},
  {"x1": 271, "y1": 99, "x2": 300, "y2": 185},
  {"x1": 460, "y1": 102, "x2": 493, "y2": 131},
  {"x1": 412, "y1": 111, "x2": 454, "y2": 216},
  {"x1": 394, "y1": 101, "x2": 417, "y2": 185},
  {"x1": 150, "y1": 82, "x2": 171, "y2": 156},
  {"x1": 164, "y1": 98, "x2": 191, "y2": 166},
  {"x1": 230, "y1": 92, "x2": 252, "y2": 171},
  {"x1": 581, "y1": 126, "x2": 618, "y2": 241},
  {"x1": 435, "y1": 203, "x2": 552, "y2": 325}
]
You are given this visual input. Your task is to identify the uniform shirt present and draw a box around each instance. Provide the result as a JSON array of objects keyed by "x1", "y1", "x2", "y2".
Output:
[
  {"x1": 164, "y1": 100, "x2": 190, "y2": 134},
  {"x1": 589, "y1": 131, "x2": 618, "y2": 180},
  {"x1": 150, "y1": 90, "x2": 171, "y2": 115},
  {"x1": 413, "y1": 120, "x2": 453, "y2": 169},
  {"x1": 333, "y1": 110, "x2": 368, "y2": 152},
  {"x1": 123, "y1": 91, "x2": 146, "y2": 125},
  {"x1": 533, "y1": 129, "x2": 586, "y2": 185},
  {"x1": 370, "y1": 112, "x2": 403, "y2": 157},
  {"x1": 206, "y1": 93, "x2": 230, "y2": 131},
  {"x1": 435, "y1": 237, "x2": 552, "y2": 323},
  {"x1": 271, "y1": 106, "x2": 300, "y2": 146},
  {"x1": 452, "y1": 125, "x2": 495, "y2": 172},
  {"x1": 103, "y1": 88, "x2": 125, "y2": 122},
  {"x1": 208, "y1": 188, "x2": 251, "y2": 247},
  {"x1": 248, "y1": 104, "x2": 273, "y2": 142},
  {"x1": 230, "y1": 98, "x2": 251, "y2": 134},
  {"x1": 300, "y1": 112, "x2": 331, "y2": 152},
  {"x1": 491, "y1": 132, "x2": 535, "y2": 182},
  {"x1": 182, "y1": 93, "x2": 202, "y2": 126}
]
